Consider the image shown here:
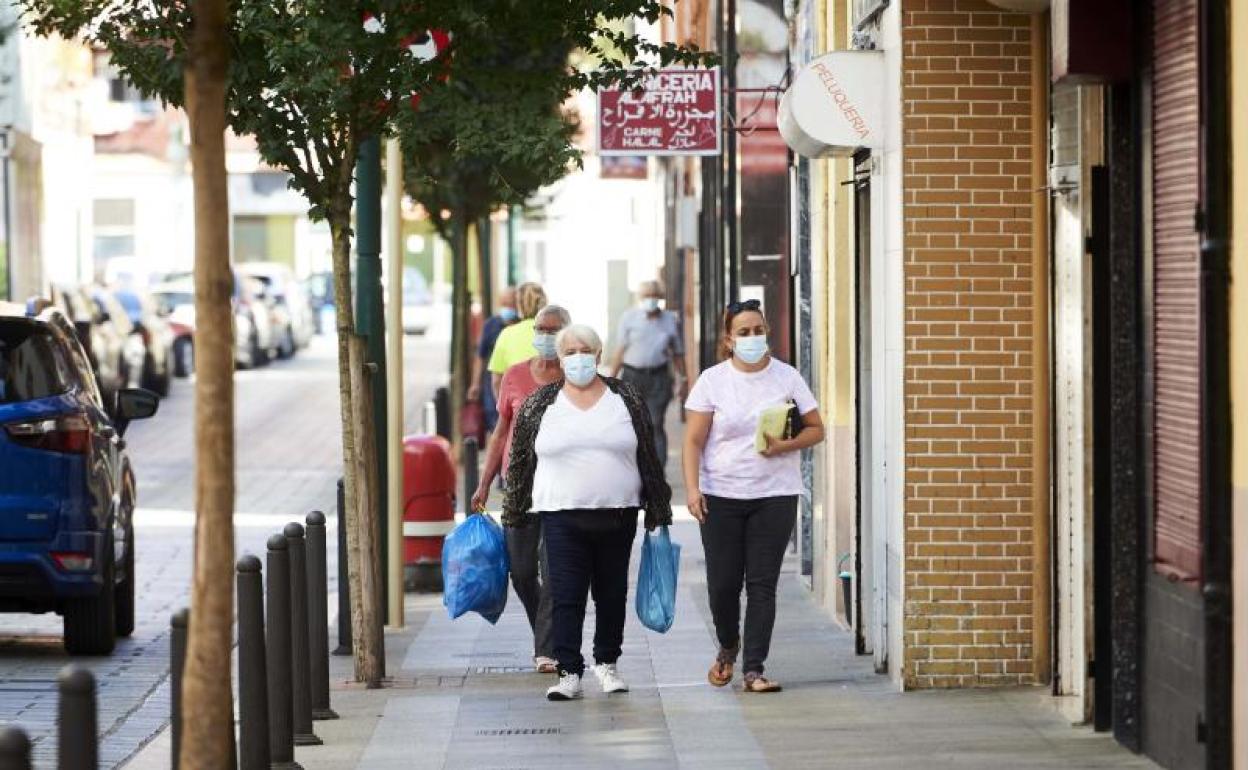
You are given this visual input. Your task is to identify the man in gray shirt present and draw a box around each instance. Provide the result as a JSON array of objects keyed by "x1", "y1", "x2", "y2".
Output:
[{"x1": 608, "y1": 279, "x2": 687, "y2": 466}]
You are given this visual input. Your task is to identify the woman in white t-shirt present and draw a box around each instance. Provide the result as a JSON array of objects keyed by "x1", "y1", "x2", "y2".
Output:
[
  {"x1": 683, "y1": 300, "x2": 825, "y2": 693},
  {"x1": 503, "y1": 324, "x2": 672, "y2": 702}
]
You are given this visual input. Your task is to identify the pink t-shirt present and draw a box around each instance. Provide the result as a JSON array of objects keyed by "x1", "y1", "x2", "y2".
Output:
[
  {"x1": 685, "y1": 358, "x2": 818, "y2": 500},
  {"x1": 497, "y1": 360, "x2": 542, "y2": 468}
]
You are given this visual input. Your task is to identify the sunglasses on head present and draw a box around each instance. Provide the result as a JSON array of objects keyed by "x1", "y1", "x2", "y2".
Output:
[{"x1": 726, "y1": 299, "x2": 761, "y2": 314}]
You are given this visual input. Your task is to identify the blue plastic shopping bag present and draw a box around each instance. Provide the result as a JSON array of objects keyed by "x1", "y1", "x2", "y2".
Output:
[
  {"x1": 442, "y1": 513, "x2": 509, "y2": 624},
  {"x1": 635, "y1": 525, "x2": 680, "y2": 633}
]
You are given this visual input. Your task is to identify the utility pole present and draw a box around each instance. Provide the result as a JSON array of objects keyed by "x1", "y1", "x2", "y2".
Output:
[
  {"x1": 383, "y1": 137, "x2": 404, "y2": 628},
  {"x1": 354, "y1": 135, "x2": 388, "y2": 618}
]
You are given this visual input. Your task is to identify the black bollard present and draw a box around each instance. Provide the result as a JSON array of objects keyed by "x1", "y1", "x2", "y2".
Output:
[
  {"x1": 305, "y1": 512, "x2": 338, "y2": 720},
  {"x1": 463, "y1": 436, "x2": 479, "y2": 515},
  {"x1": 285, "y1": 523, "x2": 322, "y2": 747},
  {"x1": 266, "y1": 535, "x2": 300, "y2": 769},
  {"x1": 57, "y1": 665, "x2": 97, "y2": 770},
  {"x1": 237, "y1": 555, "x2": 271, "y2": 770},
  {"x1": 170, "y1": 607, "x2": 188, "y2": 770},
  {"x1": 434, "y1": 386, "x2": 450, "y2": 439},
  {"x1": 333, "y1": 478, "x2": 352, "y2": 657},
  {"x1": 0, "y1": 726, "x2": 30, "y2": 770}
]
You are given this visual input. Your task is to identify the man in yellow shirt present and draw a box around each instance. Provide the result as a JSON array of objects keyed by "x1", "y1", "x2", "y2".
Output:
[{"x1": 488, "y1": 282, "x2": 547, "y2": 395}]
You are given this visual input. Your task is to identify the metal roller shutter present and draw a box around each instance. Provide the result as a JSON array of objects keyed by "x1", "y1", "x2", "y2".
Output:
[{"x1": 1151, "y1": 0, "x2": 1202, "y2": 581}]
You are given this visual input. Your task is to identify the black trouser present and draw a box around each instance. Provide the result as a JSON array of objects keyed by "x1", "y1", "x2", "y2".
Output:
[
  {"x1": 505, "y1": 521, "x2": 553, "y2": 659},
  {"x1": 620, "y1": 364, "x2": 672, "y2": 465},
  {"x1": 700, "y1": 495, "x2": 797, "y2": 675},
  {"x1": 542, "y1": 509, "x2": 638, "y2": 676}
]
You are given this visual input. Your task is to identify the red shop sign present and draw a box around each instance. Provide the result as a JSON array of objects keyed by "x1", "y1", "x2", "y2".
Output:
[{"x1": 598, "y1": 68, "x2": 721, "y2": 156}]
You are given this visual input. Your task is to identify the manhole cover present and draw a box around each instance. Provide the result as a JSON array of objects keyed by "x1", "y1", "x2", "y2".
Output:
[
  {"x1": 470, "y1": 666, "x2": 529, "y2": 675},
  {"x1": 475, "y1": 727, "x2": 561, "y2": 736},
  {"x1": 452, "y1": 652, "x2": 516, "y2": 658}
]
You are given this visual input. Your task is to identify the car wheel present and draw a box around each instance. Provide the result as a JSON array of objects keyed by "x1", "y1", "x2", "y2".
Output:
[
  {"x1": 279, "y1": 326, "x2": 296, "y2": 359},
  {"x1": 252, "y1": 332, "x2": 269, "y2": 366},
  {"x1": 174, "y1": 338, "x2": 194, "y2": 378},
  {"x1": 63, "y1": 533, "x2": 117, "y2": 656},
  {"x1": 115, "y1": 523, "x2": 135, "y2": 638}
]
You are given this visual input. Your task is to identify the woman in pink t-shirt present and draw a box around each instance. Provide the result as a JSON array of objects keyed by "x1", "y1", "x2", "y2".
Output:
[
  {"x1": 471, "y1": 304, "x2": 570, "y2": 674},
  {"x1": 683, "y1": 300, "x2": 825, "y2": 693}
]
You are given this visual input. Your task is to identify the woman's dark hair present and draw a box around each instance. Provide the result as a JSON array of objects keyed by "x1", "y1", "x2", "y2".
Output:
[{"x1": 719, "y1": 299, "x2": 766, "y2": 361}]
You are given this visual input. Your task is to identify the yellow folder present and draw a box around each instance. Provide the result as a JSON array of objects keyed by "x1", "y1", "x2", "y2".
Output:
[{"x1": 755, "y1": 401, "x2": 795, "y2": 453}]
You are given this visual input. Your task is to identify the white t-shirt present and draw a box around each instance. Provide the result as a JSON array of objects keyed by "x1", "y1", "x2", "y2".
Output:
[
  {"x1": 531, "y1": 390, "x2": 642, "y2": 512},
  {"x1": 685, "y1": 358, "x2": 819, "y2": 500}
]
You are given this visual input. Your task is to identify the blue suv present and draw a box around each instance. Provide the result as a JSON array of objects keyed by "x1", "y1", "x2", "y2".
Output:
[{"x1": 0, "y1": 303, "x2": 157, "y2": 654}]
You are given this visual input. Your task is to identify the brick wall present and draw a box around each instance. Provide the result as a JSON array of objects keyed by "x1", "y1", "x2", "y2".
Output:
[{"x1": 900, "y1": 0, "x2": 1038, "y2": 688}]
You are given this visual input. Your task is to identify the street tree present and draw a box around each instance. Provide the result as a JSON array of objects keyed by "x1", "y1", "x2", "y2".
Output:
[{"x1": 398, "y1": 44, "x2": 578, "y2": 449}]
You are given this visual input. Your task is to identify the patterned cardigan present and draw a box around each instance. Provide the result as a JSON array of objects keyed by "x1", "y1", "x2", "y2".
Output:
[{"x1": 502, "y1": 376, "x2": 673, "y2": 531}]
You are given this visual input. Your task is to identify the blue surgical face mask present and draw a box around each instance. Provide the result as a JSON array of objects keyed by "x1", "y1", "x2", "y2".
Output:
[
  {"x1": 733, "y1": 335, "x2": 769, "y2": 365},
  {"x1": 561, "y1": 353, "x2": 598, "y2": 387},
  {"x1": 533, "y1": 333, "x2": 558, "y2": 360},
  {"x1": 499, "y1": 306, "x2": 518, "y2": 323},
  {"x1": 641, "y1": 297, "x2": 661, "y2": 313}
]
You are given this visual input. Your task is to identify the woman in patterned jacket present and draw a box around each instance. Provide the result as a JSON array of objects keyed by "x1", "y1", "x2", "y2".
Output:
[{"x1": 504, "y1": 324, "x2": 672, "y2": 701}]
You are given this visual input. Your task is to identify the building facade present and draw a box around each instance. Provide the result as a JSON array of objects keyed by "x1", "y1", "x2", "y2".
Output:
[{"x1": 663, "y1": 0, "x2": 1239, "y2": 766}]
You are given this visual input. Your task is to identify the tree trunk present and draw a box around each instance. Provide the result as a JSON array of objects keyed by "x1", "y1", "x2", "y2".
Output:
[
  {"x1": 327, "y1": 212, "x2": 385, "y2": 687},
  {"x1": 449, "y1": 216, "x2": 471, "y2": 451},
  {"x1": 181, "y1": 0, "x2": 236, "y2": 767}
]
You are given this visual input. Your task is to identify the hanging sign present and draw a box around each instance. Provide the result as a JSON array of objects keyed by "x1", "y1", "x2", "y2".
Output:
[
  {"x1": 598, "y1": 68, "x2": 721, "y2": 156},
  {"x1": 778, "y1": 51, "x2": 884, "y2": 157}
]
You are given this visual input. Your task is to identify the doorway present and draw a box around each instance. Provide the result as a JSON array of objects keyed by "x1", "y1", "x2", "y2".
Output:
[{"x1": 852, "y1": 151, "x2": 877, "y2": 663}]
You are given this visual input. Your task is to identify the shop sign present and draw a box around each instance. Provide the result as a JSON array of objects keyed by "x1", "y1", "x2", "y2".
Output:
[
  {"x1": 598, "y1": 68, "x2": 721, "y2": 156},
  {"x1": 778, "y1": 51, "x2": 884, "y2": 157}
]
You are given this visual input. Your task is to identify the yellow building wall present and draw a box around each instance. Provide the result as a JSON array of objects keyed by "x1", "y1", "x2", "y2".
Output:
[{"x1": 1231, "y1": 0, "x2": 1248, "y2": 763}]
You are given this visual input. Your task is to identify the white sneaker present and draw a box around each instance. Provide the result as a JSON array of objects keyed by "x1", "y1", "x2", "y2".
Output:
[
  {"x1": 546, "y1": 672, "x2": 583, "y2": 701},
  {"x1": 592, "y1": 663, "x2": 629, "y2": 694}
]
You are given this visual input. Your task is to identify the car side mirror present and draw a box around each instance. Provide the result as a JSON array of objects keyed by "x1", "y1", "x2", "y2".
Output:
[{"x1": 115, "y1": 387, "x2": 159, "y2": 436}]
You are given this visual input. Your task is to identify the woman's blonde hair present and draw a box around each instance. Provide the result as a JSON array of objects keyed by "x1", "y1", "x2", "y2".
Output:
[{"x1": 516, "y1": 282, "x2": 548, "y2": 319}]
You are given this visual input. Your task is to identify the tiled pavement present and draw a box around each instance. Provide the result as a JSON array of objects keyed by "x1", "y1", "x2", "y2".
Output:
[
  {"x1": 0, "y1": 332, "x2": 447, "y2": 769},
  {"x1": 295, "y1": 514, "x2": 1156, "y2": 769}
]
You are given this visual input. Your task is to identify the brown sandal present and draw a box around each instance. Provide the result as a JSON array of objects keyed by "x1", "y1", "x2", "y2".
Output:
[
  {"x1": 742, "y1": 672, "x2": 782, "y2": 693},
  {"x1": 707, "y1": 647, "x2": 737, "y2": 687}
]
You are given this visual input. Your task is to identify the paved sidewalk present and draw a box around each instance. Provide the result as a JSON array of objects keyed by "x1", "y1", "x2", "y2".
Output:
[{"x1": 296, "y1": 512, "x2": 1154, "y2": 770}]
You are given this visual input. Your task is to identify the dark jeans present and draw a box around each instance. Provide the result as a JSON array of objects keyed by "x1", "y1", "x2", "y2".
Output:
[
  {"x1": 700, "y1": 495, "x2": 797, "y2": 675},
  {"x1": 542, "y1": 509, "x2": 638, "y2": 676},
  {"x1": 620, "y1": 365, "x2": 673, "y2": 465},
  {"x1": 505, "y1": 521, "x2": 553, "y2": 659}
]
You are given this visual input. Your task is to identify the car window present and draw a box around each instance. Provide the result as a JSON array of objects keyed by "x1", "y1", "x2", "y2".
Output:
[{"x1": 0, "y1": 321, "x2": 73, "y2": 404}]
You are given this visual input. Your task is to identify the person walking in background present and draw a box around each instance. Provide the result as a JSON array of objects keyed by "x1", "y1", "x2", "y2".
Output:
[
  {"x1": 468, "y1": 285, "x2": 518, "y2": 434},
  {"x1": 471, "y1": 304, "x2": 572, "y2": 673},
  {"x1": 608, "y1": 279, "x2": 687, "y2": 466},
  {"x1": 682, "y1": 300, "x2": 825, "y2": 693},
  {"x1": 487, "y1": 282, "x2": 547, "y2": 396},
  {"x1": 503, "y1": 324, "x2": 671, "y2": 701}
]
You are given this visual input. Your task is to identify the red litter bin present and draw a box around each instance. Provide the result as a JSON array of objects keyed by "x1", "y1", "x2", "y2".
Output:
[{"x1": 402, "y1": 434, "x2": 456, "y2": 592}]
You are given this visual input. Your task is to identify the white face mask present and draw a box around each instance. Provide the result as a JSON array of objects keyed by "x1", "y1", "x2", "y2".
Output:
[
  {"x1": 733, "y1": 335, "x2": 769, "y2": 364},
  {"x1": 561, "y1": 353, "x2": 598, "y2": 387},
  {"x1": 641, "y1": 297, "x2": 661, "y2": 313},
  {"x1": 533, "y1": 333, "x2": 558, "y2": 360}
]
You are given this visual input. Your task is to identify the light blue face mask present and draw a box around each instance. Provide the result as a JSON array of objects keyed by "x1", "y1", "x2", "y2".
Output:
[
  {"x1": 733, "y1": 335, "x2": 769, "y2": 365},
  {"x1": 499, "y1": 307, "x2": 518, "y2": 323},
  {"x1": 561, "y1": 353, "x2": 598, "y2": 387},
  {"x1": 533, "y1": 333, "x2": 558, "y2": 359},
  {"x1": 641, "y1": 297, "x2": 661, "y2": 313}
]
